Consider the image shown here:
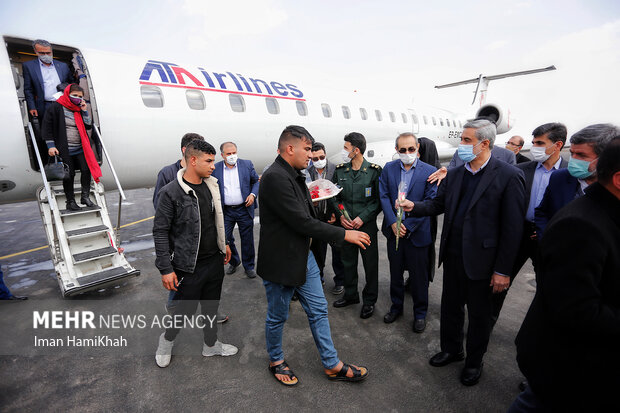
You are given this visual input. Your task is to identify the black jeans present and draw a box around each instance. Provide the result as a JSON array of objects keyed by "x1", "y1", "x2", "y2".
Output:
[{"x1": 63, "y1": 151, "x2": 91, "y2": 201}]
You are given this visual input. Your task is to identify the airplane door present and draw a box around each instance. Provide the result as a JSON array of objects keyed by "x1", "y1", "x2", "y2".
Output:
[{"x1": 408, "y1": 109, "x2": 419, "y2": 134}]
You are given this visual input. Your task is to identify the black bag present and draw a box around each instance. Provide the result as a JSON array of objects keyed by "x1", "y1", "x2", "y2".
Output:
[{"x1": 44, "y1": 156, "x2": 70, "y2": 181}]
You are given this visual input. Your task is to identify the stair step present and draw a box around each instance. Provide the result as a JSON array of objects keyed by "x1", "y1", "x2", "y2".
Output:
[
  {"x1": 73, "y1": 246, "x2": 117, "y2": 263},
  {"x1": 53, "y1": 188, "x2": 94, "y2": 195},
  {"x1": 66, "y1": 225, "x2": 109, "y2": 238},
  {"x1": 65, "y1": 266, "x2": 141, "y2": 296},
  {"x1": 60, "y1": 206, "x2": 101, "y2": 217}
]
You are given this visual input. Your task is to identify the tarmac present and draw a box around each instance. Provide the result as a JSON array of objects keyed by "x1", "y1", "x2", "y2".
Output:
[{"x1": 0, "y1": 187, "x2": 537, "y2": 413}]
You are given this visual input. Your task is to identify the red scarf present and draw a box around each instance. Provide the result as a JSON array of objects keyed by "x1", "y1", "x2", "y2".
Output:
[{"x1": 56, "y1": 85, "x2": 102, "y2": 183}]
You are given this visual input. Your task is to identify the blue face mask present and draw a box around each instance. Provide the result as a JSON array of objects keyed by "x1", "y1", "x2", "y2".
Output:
[
  {"x1": 568, "y1": 156, "x2": 596, "y2": 179},
  {"x1": 457, "y1": 142, "x2": 482, "y2": 162}
]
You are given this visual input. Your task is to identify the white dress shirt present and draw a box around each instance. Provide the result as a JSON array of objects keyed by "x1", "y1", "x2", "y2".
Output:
[
  {"x1": 40, "y1": 60, "x2": 61, "y2": 101},
  {"x1": 223, "y1": 163, "x2": 245, "y2": 206}
]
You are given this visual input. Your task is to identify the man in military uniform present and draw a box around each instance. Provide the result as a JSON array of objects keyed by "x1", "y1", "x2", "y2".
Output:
[{"x1": 331, "y1": 132, "x2": 382, "y2": 319}]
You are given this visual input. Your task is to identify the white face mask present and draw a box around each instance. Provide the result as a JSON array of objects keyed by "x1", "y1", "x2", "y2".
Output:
[
  {"x1": 225, "y1": 154, "x2": 238, "y2": 165},
  {"x1": 530, "y1": 146, "x2": 553, "y2": 163},
  {"x1": 341, "y1": 149, "x2": 353, "y2": 163},
  {"x1": 313, "y1": 159, "x2": 327, "y2": 169},
  {"x1": 38, "y1": 54, "x2": 53, "y2": 64},
  {"x1": 399, "y1": 151, "x2": 417, "y2": 165}
]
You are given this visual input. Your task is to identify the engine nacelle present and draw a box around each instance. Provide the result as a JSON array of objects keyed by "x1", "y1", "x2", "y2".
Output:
[{"x1": 475, "y1": 103, "x2": 514, "y2": 134}]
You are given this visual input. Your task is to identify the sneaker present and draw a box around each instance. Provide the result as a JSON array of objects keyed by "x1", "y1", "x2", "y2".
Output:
[
  {"x1": 202, "y1": 340, "x2": 238, "y2": 357},
  {"x1": 216, "y1": 313, "x2": 229, "y2": 324},
  {"x1": 155, "y1": 333, "x2": 174, "y2": 367},
  {"x1": 331, "y1": 285, "x2": 344, "y2": 295},
  {"x1": 245, "y1": 269, "x2": 257, "y2": 279}
]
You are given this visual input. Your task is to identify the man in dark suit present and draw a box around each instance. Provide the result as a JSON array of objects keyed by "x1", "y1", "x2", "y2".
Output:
[
  {"x1": 23, "y1": 39, "x2": 72, "y2": 120},
  {"x1": 379, "y1": 133, "x2": 437, "y2": 332},
  {"x1": 400, "y1": 119, "x2": 526, "y2": 386},
  {"x1": 492, "y1": 123, "x2": 567, "y2": 320},
  {"x1": 212, "y1": 142, "x2": 260, "y2": 278},
  {"x1": 505, "y1": 135, "x2": 531, "y2": 164},
  {"x1": 257, "y1": 125, "x2": 370, "y2": 385},
  {"x1": 509, "y1": 136, "x2": 620, "y2": 412}
]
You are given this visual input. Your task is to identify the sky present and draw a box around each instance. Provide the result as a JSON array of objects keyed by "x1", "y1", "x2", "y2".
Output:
[{"x1": 1, "y1": 0, "x2": 619, "y2": 142}]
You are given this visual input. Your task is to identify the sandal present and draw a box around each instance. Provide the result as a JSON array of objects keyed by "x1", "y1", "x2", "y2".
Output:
[
  {"x1": 269, "y1": 361, "x2": 299, "y2": 386},
  {"x1": 327, "y1": 363, "x2": 369, "y2": 382}
]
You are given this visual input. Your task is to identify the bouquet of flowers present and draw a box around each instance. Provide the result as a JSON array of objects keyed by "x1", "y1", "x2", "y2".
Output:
[
  {"x1": 307, "y1": 179, "x2": 342, "y2": 202},
  {"x1": 395, "y1": 181, "x2": 407, "y2": 251}
]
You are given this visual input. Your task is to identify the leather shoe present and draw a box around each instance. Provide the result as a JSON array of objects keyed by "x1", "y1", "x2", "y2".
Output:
[
  {"x1": 383, "y1": 311, "x2": 401, "y2": 323},
  {"x1": 429, "y1": 351, "x2": 465, "y2": 367},
  {"x1": 413, "y1": 318, "x2": 426, "y2": 333},
  {"x1": 460, "y1": 364, "x2": 483, "y2": 386},
  {"x1": 360, "y1": 304, "x2": 374, "y2": 319},
  {"x1": 245, "y1": 269, "x2": 257, "y2": 279},
  {"x1": 333, "y1": 298, "x2": 359, "y2": 308},
  {"x1": 4, "y1": 295, "x2": 28, "y2": 301},
  {"x1": 225, "y1": 263, "x2": 240, "y2": 275},
  {"x1": 331, "y1": 285, "x2": 344, "y2": 295},
  {"x1": 80, "y1": 196, "x2": 96, "y2": 207},
  {"x1": 66, "y1": 200, "x2": 81, "y2": 211}
]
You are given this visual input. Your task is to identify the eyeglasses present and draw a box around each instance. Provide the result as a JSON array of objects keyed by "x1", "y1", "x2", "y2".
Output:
[
  {"x1": 506, "y1": 142, "x2": 522, "y2": 147},
  {"x1": 311, "y1": 156, "x2": 326, "y2": 162},
  {"x1": 398, "y1": 147, "x2": 417, "y2": 154}
]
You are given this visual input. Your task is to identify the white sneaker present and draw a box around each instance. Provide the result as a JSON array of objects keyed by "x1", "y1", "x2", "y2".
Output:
[
  {"x1": 202, "y1": 340, "x2": 238, "y2": 357},
  {"x1": 155, "y1": 333, "x2": 174, "y2": 367}
]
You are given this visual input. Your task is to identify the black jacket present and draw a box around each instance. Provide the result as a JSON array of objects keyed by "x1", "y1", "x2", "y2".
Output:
[
  {"x1": 153, "y1": 160, "x2": 182, "y2": 209},
  {"x1": 409, "y1": 156, "x2": 526, "y2": 279},
  {"x1": 515, "y1": 183, "x2": 620, "y2": 411},
  {"x1": 257, "y1": 156, "x2": 345, "y2": 287}
]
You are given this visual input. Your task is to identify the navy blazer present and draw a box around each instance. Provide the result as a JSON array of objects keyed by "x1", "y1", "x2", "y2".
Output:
[
  {"x1": 409, "y1": 156, "x2": 526, "y2": 280},
  {"x1": 379, "y1": 159, "x2": 437, "y2": 247},
  {"x1": 212, "y1": 159, "x2": 260, "y2": 218},
  {"x1": 534, "y1": 168, "x2": 580, "y2": 238},
  {"x1": 517, "y1": 157, "x2": 568, "y2": 211},
  {"x1": 22, "y1": 59, "x2": 72, "y2": 117}
]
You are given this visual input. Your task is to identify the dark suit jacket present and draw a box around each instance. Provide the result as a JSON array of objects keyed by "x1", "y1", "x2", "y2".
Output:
[
  {"x1": 515, "y1": 183, "x2": 620, "y2": 411},
  {"x1": 534, "y1": 168, "x2": 580, "y2": 238},
  {"x1": 212, "y1": 159, "x2": 260, "y2": 218},
  {"x1": 379, "y1": 159, "x2": 437, "y2": 247},
  {"x1": 23, "y1": 59, "x2": 72, "y2": 117},
  {"x1": 448, "y1": 145, "x2": 516, "y2": 168},
  {"x1": 517, "y1": 158, "x2": 568, "y2": 214},
  {"x1": 257, "y1": 156, "x2": 345, "y2": 287},
  {"x1": 409, "y1": 156, "x2": 526, "y2": 280},
  {"x1": 515, "y1": 152, "x2": 530, "y2": 164}
]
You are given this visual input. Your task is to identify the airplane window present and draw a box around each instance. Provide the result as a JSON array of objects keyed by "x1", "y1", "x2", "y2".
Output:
[
  {"x1": 229, "y1": 94, "x2": 246, "y2": 112},
  {"x1": 389, "y1": 112, "x2": 396, "y2": 122},
  {"x1": 140, "y1": 85, "x2": 164, "y2": 108},
  {"x1": 446, "y1": 118, "x2": 450, "y2": 127},
  {"x1": 412, "y1": 114, "x2": 419, "y2": 124},
  {"x1": 453, "y1": 120, "x2": 457, "y2": 127},
  {"x1": 423, "y1": 115, "x2": 428, "y2": 125},
  {"x1": 459, "y1": 120, "x2": 462, "y2": 128},
  {"x1": 375, "y1": 110, "x2": 382, "y2": 121},
  {"x1": 360, "y1": 108, "x2": 368, "y2": 120},
  {"x1": 401, "y1": 113, "x2": 407, "y2": 123},
  {"x1": 432, "y1": 117, "x2": 436, "y2": 126},
  {"x1": 342, "y1": 105, "x2": 351, "y2": 119},
  {"x1": 439, "y1": 118, "x2": 444, "y2": 126},
  {"x1": 185, "y1": 90, "x2": 205, "y2": 110},
  {"x1": 322, "y1": 103, "x2": 332, "y2": 118},
  {"x1": 265, "y1": 97, "x2": 280, "y2": 115},
  {"x1": 296, "y1": 101, "x2": 308, "y2": 116}
]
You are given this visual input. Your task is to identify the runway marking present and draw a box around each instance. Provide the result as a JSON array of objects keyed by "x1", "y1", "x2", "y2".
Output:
[{"x1": 0, "y1": 216, "x2": 155, "y2": 261}]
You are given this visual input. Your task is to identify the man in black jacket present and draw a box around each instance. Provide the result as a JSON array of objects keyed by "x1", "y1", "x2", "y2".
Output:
[
  {"x1": 153, "y1": 140, "x2": 235, "y2": 368},
  {"x1": 509, "y1": 136, "x2": 620, "y2": 412},
  {"x1": 257, "y1": 125, "x2": 370, "y2": 386}
]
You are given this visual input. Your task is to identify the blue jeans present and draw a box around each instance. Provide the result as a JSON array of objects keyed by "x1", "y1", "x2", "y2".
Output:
[
  {"x1": 507, "y1": 386, "x2": 548, "y2": 412},
  {"x1": 263, "y1": 252, "x2": 339, "y2": 369},
  {"x1": 0, "y1": 267, "x2": 12, "y2": 299}
]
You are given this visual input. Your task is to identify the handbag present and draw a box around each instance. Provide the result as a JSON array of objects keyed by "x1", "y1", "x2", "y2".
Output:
[{"x1": 44, "y1": 156, "x2": 70, "y2": 181}]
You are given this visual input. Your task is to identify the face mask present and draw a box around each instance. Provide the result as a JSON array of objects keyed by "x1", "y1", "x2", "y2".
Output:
[
  {"x1": 341, "y1": 149, "x2": 353, "y2": 163},
  {"x1": 399, "y1": 151, "x2": 417, "y2": 165},
  {"x1": 69, "y1": 96, "x2": 82, "y2": 106},
  {"x1": 568, "y1": 156, "x2": 596, "y2": 179},
  {"x1": 530, "y1": 145, "x2": 554, "y2": 163},
  {"x1": 38, "y1": 54, "x2": 53, "y2": 64},
  {"x1": 313, "y1": 159, "x2": 327, "y2": 169},
  {"x1": 225, "y1": 154, "x2": 238, "y2": 165},
  {"x1": 457, "y1": 142, "x2": 482, "y2": 162}
]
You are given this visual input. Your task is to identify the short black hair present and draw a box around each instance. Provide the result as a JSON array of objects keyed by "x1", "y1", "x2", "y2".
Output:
[
  {"x1": 184, "y1": 140, "x2": 216, "y2": 161},
  {"x1": 532, "y1": 123, "x2": 567, "y2": 147},
  {"x1": 278, "y1": 125, "x2": 314, "y2": 151},
  {"x1": 344, "y1": 132, "x2": 366, "y2": 154},
  {"x1": 596, "y1": 136, "x2": 620, "y2": 185},
  {"x1": 312, "y1": 142, "x2": 326, "y2": 153},
  {"x1": 69, "y1": 84, "x2": 84, "y2": 94},
  {"x1": 220, "y1": 141, "x2": 237, "y2": 152},
  {"x1": 181, "y1": 133, "x2": 204, "y2": 150}
]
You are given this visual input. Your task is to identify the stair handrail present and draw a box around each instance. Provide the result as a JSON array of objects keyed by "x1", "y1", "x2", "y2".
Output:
[
  {"x1": 27, "y1": 121, "x2": 57, "y2": 211},
  {"x1": 92, "y1": 124, "x2": 126, "y2": 201}
]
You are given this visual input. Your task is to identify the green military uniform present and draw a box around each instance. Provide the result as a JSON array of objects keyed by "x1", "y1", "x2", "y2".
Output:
[{"x1": 331, "y1": 158, "x2": 382, "y2": 305}]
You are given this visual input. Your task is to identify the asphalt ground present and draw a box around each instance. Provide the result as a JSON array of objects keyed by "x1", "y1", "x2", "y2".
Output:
[{"x1": 0, "y1": 187, "x2": 536, "y2": 413}]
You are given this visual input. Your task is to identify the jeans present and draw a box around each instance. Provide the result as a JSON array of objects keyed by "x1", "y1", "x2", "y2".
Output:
[
  {"x1": 263, "y1": 252, "x2": 339, "y2": 369},
  {"x1": 507, "y1": 386, "x2": 548, "y2": 412}
]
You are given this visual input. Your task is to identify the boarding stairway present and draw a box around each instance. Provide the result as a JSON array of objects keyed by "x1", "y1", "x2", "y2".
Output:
[{"x1": 29, "y1": 121, "x2": 140, "y2": 297}]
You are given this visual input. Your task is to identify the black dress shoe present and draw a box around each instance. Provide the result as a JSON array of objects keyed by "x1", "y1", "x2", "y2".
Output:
[
  {"x1": 245, "y1": 269, "x2": 257, "y2": 279},
  {"x1": 4, "y1": 295, "x2": 28, "y2": 301},
  {"x1": 66, "y1": 200, "x2": 81, "y2": 211},
  {"x1": 80, "y1": 196, "x2": 96, "y2": 207},
  {"x1": 225, "y1": 263, "x2": 240, "y2": 275},
  {"x1": 429, "y1": 351, "x2": 465, "y2": 367},
  {"x1": 360, "y1": 304, "x2": 374, "y2": 319},
  {"x1": 333, "y1": 298, "x2": 359, "y2": 308},
  {"x1": 460, "y1": 364, "x2": 483, "y2": 386},
  {"x1": 383, "y1": 311, "x2": 401, "y2": 324},
  {"x1": 413, "y1": 318, "x2": 426, "y2": 333}
]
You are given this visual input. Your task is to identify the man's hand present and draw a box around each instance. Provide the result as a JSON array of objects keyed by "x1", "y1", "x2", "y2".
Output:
[
  {"x1": 162, "y1": 272, "x2": 179, "y2": 291},
  {"x1": 428, "y1": 167, "x2": 447, "y2": 185},
  {"x1": 391, "y1": 222, "x2": 407, "y2": 238},
  {"x1": 327, "y1": 213, "x2": 336, "y2": 224},
  {"x1": 490, "y1": 273, "x2": 510, "y2": 294},
  {"x1": 48, "y1": 147, "x2": 59, "y2": 156},
  {"x1": 344, "y1": 230, "x2": 371, "y2": 249},
  {"x1": 351, "y1": 216, "x2": 364, "y2": 229},
  {"x1": 29, "y1": 109, "x2": 38, "y2": 118},
  {"x1": 245, "y1": 194, "x2": 255, "y2": 207},
  {"x1": 224, "y1": 245, "x2": 232, "y2": 265},
  {"x1": 340, "y1": 215, "x2": 355, "y2": 229},
  {"x1": 396, "y1": 198, "x2": 415, "y2": 212}
]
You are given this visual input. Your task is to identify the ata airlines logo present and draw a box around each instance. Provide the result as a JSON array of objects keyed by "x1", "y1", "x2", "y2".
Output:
[{"x1": 139, "y1": 60, "x2": 305, "y2": 100}]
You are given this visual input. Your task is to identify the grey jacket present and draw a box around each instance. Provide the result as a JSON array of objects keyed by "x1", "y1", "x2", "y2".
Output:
[{"x1": 153, "y1": 169, "x2": 227, "y2": 275}]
